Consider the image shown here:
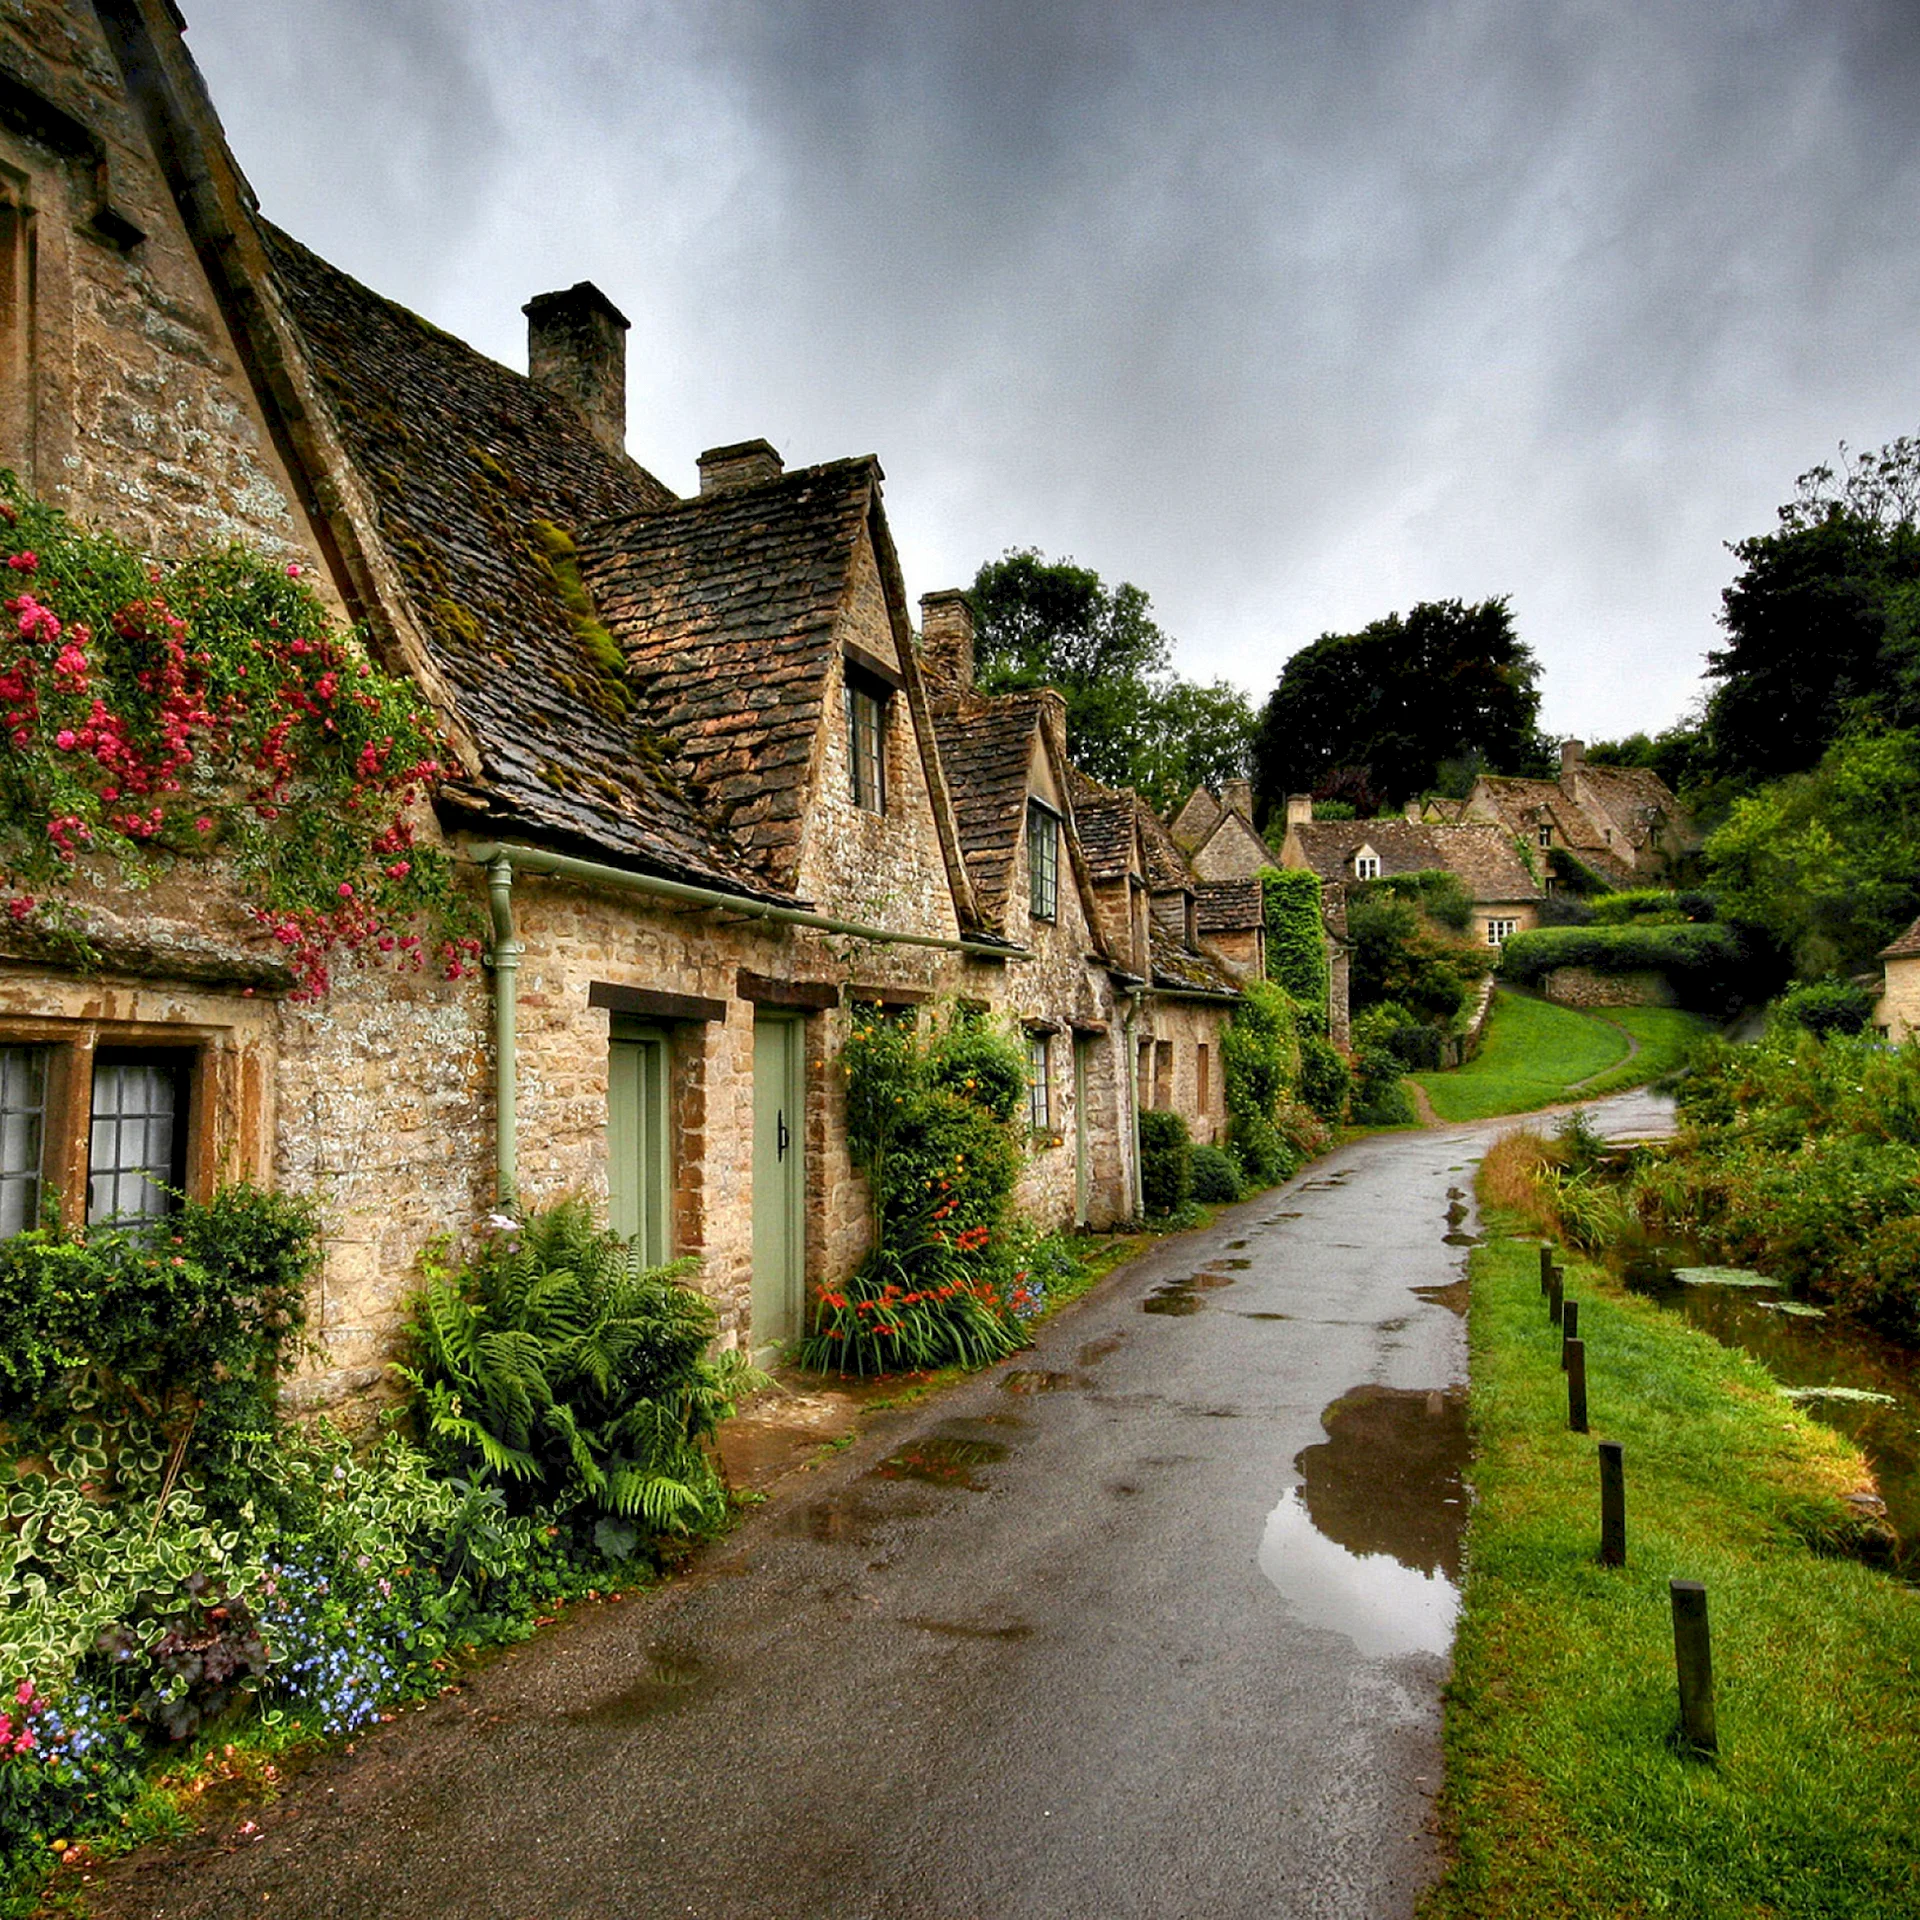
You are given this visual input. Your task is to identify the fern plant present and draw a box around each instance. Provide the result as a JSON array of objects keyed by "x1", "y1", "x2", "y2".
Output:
[{"x1": 396, "y1": 1201, "x2": 757, "y2": 1539}]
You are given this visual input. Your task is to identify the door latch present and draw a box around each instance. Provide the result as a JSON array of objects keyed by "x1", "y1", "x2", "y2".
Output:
[{"x1": 776, "y1": 1110, "x2": 789, "y2": 1161}]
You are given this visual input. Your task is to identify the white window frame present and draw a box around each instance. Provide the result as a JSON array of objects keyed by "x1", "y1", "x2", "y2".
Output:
[
  {"x1": 1487, "y1": 917, "x2": 1519, "y2": 946},
  {"x1": 1027, "y1": 1030, "x2": 1052, "y2": 1132},
  {"x1": 1027, "y1": 798, "x2": 1060, "y2": 922},
  {"x1": 1354, "y1": 850, "x2": 1380, "y2": 881}
]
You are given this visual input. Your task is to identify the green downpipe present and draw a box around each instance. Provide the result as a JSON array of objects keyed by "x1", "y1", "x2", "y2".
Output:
[{"x1": 486, "y1": 854, "x2": 523, "y2": 1208}]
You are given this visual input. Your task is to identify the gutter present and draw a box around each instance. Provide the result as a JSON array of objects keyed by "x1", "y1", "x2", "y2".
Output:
[{"x1": 468, "y1": 840, "x2": 1029, "y2": 1206}]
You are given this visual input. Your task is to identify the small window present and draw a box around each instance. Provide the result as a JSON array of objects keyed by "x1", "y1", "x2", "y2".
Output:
[
  {"x1": 1538, "y1": 825, "x2": 1552, "y2": 848},
  {"x1": 1354, "y1": 852, "x2": 1380, "y2": 881},
  {"x1": 1487, "y1": 918, "x2": 1519, "y2": 946},
  {"x1": 88, "y1": 1049, "x2": 188, "y2": 1227},
  {"x1": 1027, "y1": 1031, "x2": 1051, "y2": 1132},
  {"x1": 846, "y1": 680, "x2": 887, "y2": 813},
  {"x1": 0, "y1": 1044, "x2": 48, "y2": 1237},
  {"x1": 1028, "y1": 799, "x2": 1059, "y2": 921},
  {"x1": 1197, "y1": 1043, "x2": 1211, "y2": 1115},
  {"x1": 1154, "y1": 1040, "x2": 1173, "y2": 1110}
]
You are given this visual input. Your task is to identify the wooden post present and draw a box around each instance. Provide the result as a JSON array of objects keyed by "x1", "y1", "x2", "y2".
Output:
[
  {"x1": 1670, "y1": 1579, "x2": 1718, "y2": 1753},
  {"x1": 1566, "y1": 1336, "x2": 1588, "y2": 1432},
  {"x1": 1561, "y1": 1298, "x2": 1579, "y2": 1368},
  {"x1": 1598, "y1": 1440, "x2": 1625, "y2": 1566},
  {"x1": 1539, "y1": 1243, "x2": 1553, "y2": 1295},
  {"x1": 1548, "y1": 1270, "x2": 1564, "y2": 1328}
]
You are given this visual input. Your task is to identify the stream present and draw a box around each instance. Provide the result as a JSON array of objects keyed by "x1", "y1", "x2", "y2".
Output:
[{"x1": 1619, "y1": 1248, "x2": 1920, "y2": 1577}]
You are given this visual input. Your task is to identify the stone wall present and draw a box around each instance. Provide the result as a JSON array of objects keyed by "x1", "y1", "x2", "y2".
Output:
[
  {"x1": 1540, "y1": 966, "x2": 1677, "y2": 1010},
  {"x1": 1875, "y1": 956, "x2": 1920, "y2": 1043},
  {"x1": 0, "y1": 6, "x2": 333, "y2": 580}
]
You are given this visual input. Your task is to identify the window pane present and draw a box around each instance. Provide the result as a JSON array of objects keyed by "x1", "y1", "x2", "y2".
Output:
[
  {"x1": 0, "y1": 1045, "x2": 46, "y2": 1237},
  {"x1": 1028, "y1": 802, "x2": 1058, "y2": 920},
  {"x1": 1027, "y1": 1033, "x2": 1050, "y2": 1131},
  {"x1": 848, "y1": 683, "x2": 886, "y2": 812},
  {"x1": 88, "y1": 1057, "x2": 183, "y2": 1226}
]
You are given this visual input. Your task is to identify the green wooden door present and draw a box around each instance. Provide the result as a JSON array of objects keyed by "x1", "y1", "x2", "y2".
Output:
[
  {"x1": 751, "y1": 1015, "x2": 806, "y2": 1356},
  {"x1": 608, "y1": 1023, "x2": 669, "y2": 1267}
]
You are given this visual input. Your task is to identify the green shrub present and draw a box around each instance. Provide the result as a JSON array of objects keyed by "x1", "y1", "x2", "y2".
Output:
[
  {"x1": 1297, "y1": 1033, "x2": 1350, "y2": 1123},
  {"x1": 1769, "y1": 977, "x2": 1876, "y2": 1038},
  {"x1": 1348, "y1": 890, "x2": 1492, "y2": 1023},
  {"x1": 1139, "y1": 1109, "x2": 1194, "y2": 1215},
  {"x1": 399, "y1": 1200, "x2": 754, "y2": 1536},
  {"x1": 1349, "y1": 1044, "x2": 1416, "y2": 1127},
  {"x1": 1189, "y1": 1142, "x2": 1245, "y2": 1203},
  {"x1": 1497, "y1": 921, "x2": 1754, "y2": 1012},
  {"x1": 1359, "y1": 867, "x2": 1473, "y2": 934},
  {"x1": 1588, "y1": 888, "x2": 1706, "y2": 925}
]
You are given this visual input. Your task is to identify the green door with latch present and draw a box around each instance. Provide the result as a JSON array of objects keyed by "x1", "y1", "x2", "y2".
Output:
[
  {"x1": 607, "y1": 1021, "x2": 670, "y2": 1268},
  {"x1": 751, "y1": 1014, "x2": 806, "y2": 1357}
]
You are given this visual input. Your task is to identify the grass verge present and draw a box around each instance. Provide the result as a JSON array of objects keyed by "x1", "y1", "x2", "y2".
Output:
[
  {"x1": 1426, "y1": 1214, "x2": 1920, "y2": 1919},
  {"x1": 1412, "y1": 989, "x2": 1709, "y2": 1122}
]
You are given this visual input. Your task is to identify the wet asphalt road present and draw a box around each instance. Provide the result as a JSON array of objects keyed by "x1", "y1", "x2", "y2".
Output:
[{"x1": 89, "y1": 1094, "x2": 1672, "y2": 1920}]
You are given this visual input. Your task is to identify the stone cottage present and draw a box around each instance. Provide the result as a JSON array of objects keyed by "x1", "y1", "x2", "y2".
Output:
[
  {"x1": 0, "y1": 0, "x2": 1248, "y2": 1402},
  {"x1": 1874, "y1": 916, "x2": 1920, "y2": 1043}
]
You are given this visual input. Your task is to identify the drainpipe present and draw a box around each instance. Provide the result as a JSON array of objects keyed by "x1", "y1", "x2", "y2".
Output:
[
  {"x1": 486, "y1": 854, "x2": 523, "y2": 1208},
  {"x1": 1121, "y1": 987, "x2": 1146, "y2": 1218}
]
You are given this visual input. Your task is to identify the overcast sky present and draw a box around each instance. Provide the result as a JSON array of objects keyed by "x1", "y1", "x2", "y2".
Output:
[{"x1": 179, "y1": 0, "x2": 1920, "y2": 744}]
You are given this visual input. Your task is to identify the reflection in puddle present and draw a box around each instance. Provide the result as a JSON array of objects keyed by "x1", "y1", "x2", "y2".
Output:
[
  {"x1": 1412, "y1": 1278, "x2": 1470, "y2": 1317},
  {"x1": 1258, "y1": 1384, "x2": 1467, "y2": 1660},
  {"x1": 1077, "y1": 1332, "x2": 1125, "y2": 1367},
  {"x1": 1442, "y1": 1231, "x2": 1480, "y2": 1247},
  {"x1": 1001, "y1": 1369, "x2": 1086, "y2": 1394},
  {"x1": 1143, "y1": 1280, "x2": 1206, "y2": 1315},
  {"x1": 871, "y1": 1433, "x2": 1010, "y2": 1488},
  {"x1": 569, "y1": 1647, "x2": 713, "y2": 1725},
  {"x1": 1227, "y1": 1239, "x2": 1250, "y2": 1249},
  {"x1": 1238, "y1": 1311, "x2": 1291, "y2": 1322}
]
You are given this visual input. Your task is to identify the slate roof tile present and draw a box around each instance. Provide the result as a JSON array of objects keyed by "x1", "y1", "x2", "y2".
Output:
[
  {"x1": 927, "y1": 688, "x2": 1047, "y2": 930},
  {"x1": 1881, "y1": 915, "x2": 1920, "y2": 961},
  {"x1": 1197, "y1": 879, "x2": 1263, "y2": 933},
  {"x1": 262, "y1": 224, "x2": 780, "y2": 896}
]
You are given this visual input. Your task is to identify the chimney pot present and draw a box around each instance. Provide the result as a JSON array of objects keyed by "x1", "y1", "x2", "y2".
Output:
[
  {"x1": 524, "y1": 282, "x2": 629, "y2": 456},
  {"x1": 1285, "y1": 793, "x2": 1313, "y2": 828},
  {"x1": 919, "y1": 589, "x2": 976, "y2": 688},
  {"x1": 697, "y1": 439, "x2": 785, "y2": 493},
  {"x1": 1560, "y1": 737, "x2": 1585, "y2": 781}
]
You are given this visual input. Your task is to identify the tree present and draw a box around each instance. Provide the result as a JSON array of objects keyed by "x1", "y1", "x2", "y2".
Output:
[
  {"x1": 1252, "y1": 598, "x2": 1544, "y2": 818},
  {"x1": 1703, "y1": 437, "x2": 1920, "y2": 786},
  {"x1": 1705, "y1": 726, "x2": 1920, "y2": 980},
  {"x1": 968, "y1": 550, "x2": 1257, "y2": 808}
]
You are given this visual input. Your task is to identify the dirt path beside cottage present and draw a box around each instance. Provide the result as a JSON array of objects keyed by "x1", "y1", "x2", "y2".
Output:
[{"x1": 82, "y1": 1094, "x2": 1673, "y2": 1920}]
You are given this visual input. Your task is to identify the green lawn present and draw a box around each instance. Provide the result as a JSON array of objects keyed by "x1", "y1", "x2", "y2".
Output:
[
  {"x1": 1411, "y1": 989, "x2": 1711, "y2": 1122},
  {"x1": 1427, "y1": 1221, "x2": 1920, "y2": 1919}
]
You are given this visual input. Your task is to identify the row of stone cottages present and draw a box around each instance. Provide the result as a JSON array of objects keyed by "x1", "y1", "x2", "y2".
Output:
[{"x1": 0, "y1": 0, "x2": 1267, "y2": 1408}]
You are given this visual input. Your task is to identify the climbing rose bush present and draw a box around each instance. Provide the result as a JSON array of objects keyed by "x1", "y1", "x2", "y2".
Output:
[{"x1": 0, "y1": 477, "x2": 477, "y2": 995}]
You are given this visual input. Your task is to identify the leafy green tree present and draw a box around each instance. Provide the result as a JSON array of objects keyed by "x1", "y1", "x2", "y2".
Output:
[
  {"x1": 1704, "y1": 437, "x2": 1920, "y2": 785},
  {"x1": 1705, "y1": 725, "x2": 1920, "y2": 979},
  {"x1": 1253, "y1": 597, "x2": 1545, "y2": 816},
  {"x1": 968, "y1": 549, "x2": 1257, "y2": 807}
]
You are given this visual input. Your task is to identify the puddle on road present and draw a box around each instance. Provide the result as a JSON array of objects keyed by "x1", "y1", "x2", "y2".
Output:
[
  {"x1": 900, "y1": 1615, "x2": 1033, "y2": 1642},
  {"x1": 871, "y1": 1428, "x2": 1011, "y2": 1489},
  {"x1": 1227, "y1": 1239, "x2": 1250, "y2": 1250},
  {"x1": 1143, "y1": 1279, "x2": 1206, "y2": 1315},
  {"x1": 1001, "y1": 1369, "x2": 1087, "y2": 1394},
  {"x1": 1412, "y1": 1278, "x2": 1470, "y2": 1317},
  {"x1": 1077, "y1": 1331, "x2": 1126, "y2": 1367},
  {"x1": 1258, "y1": 1383, "x2": 1468, "y2": 1660},
  {"x1": 1442, "y1": 1231, "x2": 1481, "y2": 1247},
  {"x1": 568, "y1": 1646, "x2": 714, "y2": 1726},
  {"x1": 1238, "y1": 1311, "x2": 1291, "y2": 1322}
]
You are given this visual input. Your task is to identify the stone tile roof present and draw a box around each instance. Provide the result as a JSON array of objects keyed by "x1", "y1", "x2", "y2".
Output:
[
  {"x1": 1197, "y1": 879, "x2": 1263, "y2": 933},
  {"x1": 927, "y1": 687, "x2": 1048, "y2": 929},
  {"x1": 1881, "y1": 915, "x2": 1920, "y2": 961},
  {"x1": 1136, "y1": 796, "x2": 1196, "y2": 893},
  {"x1": 1168, "y1": 786, "x2": 1221, "y2": 853},
  {"x1": 582, "y1": 460, "x2": 881, "y2": 892},
  {"x1": 261, "y1": 225, "x2": 777, "y2": 896},
  {"x1": 1470, "y1": 775, "x2": 1632, "y2": 883},
  {"x1": 1065, "y1": 768, "x2": 1142, "y2": 882},
  {"x1": 1289, "y1": 819, "x2": 1540, "y2": 902},
  {"x1": 1150, "y1": 922, "x2": 1241, "y2": 996}
]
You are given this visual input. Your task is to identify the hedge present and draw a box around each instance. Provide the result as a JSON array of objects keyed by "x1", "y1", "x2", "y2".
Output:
[{"x1": 1497, "y1": 921, "x2": 1752, "y2": 1012}]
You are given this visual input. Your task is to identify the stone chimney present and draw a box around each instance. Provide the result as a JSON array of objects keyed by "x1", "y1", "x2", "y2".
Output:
[
  {"x1": 524, "y1": 283, "x2": 628, "y2": 456},
  {"x1": 1222, "y1": 777, "x2": 1253, "y2": 819},
  {"x1": 1560, "y1": 737, "x2": 1585, "y2": 782},
  {"x1": 1285, "y1": 793, "x2": 1314, "y2": 828},
  {"x1": 919, "y1": 590, "x2": 975, "y2": 687},
  {"x1": 1405, "y1": 798, "x2": 1423, "y2": 823},
  {"x1": 697, "y1": 439, "x2": 785, "y2": 494}
]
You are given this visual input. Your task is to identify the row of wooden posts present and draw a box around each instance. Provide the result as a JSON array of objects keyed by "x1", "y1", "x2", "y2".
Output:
[{"x1": 1539, "y1": 1242, "x2": 1718, "y2": 1755}]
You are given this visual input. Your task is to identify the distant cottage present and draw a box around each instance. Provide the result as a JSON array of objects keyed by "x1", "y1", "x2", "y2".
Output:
[{"x1": 0, "y1": 0, "x2": 1245, "y2": 1402}]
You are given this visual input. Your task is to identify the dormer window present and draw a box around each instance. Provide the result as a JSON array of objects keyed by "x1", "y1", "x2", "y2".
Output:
[
  {"x1": 845, "y1": 677, "x2": 887, "y2": 813},
  {"x1": 1028, "y1": 799, "x2": 1059, "y2": 921},
  {"x1": 1354, "y1": 848, "x2": 1380, "y2": 881},
  {"x1": 1538, "y1": 825, "x2": 1553, "y2": 848}
]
